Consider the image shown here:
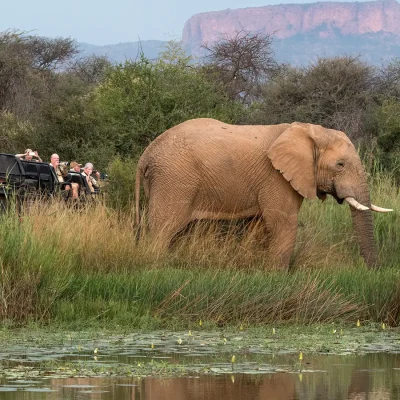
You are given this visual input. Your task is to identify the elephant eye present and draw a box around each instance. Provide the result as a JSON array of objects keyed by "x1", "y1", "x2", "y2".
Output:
[{"x1": 336, "y1": 161, "x2": 345, "y2": 169}]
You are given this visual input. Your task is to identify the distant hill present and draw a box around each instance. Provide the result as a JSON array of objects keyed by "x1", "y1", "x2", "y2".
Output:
[
  {"x1": 182, "y1": 0, "x2": 400, "y2": 65},
  {"x1": 272, "y1": 31, "x2": 400, "y2": 65},
  {"x1": 77, "y1": 0, "x2": 400, "y2": 66},
  {"x1": 78, "y1": 40, "x2": 166, "y2": 63}
]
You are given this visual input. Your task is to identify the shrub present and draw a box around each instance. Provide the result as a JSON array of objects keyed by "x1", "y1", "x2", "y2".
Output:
[
  {"x1": 373, "y1": 99, "x2": 400, "y2": 181},
  {"x1": 92, "y1": 46, "x2": 244, "y2": 158},
  {"x1": 105, "y1": 157, "x2": 137, "y2": 211}
]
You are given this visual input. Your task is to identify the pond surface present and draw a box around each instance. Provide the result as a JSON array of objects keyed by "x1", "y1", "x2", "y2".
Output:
[
  {"x1": 0, "y1": 328, "x2": 400, "y2": 399},
  {"x1": 1, "y1": 353, "x2": 400, "y2": 399}
]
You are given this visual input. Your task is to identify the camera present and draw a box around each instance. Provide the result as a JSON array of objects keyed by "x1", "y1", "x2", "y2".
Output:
[{"x1": 60, "y1": 161, "x2": 69, "y2": 167}]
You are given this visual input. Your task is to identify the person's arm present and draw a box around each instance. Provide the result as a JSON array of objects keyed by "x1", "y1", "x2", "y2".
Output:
[
  {"x1": 34, "y1": 151, "x2": 42, "y2": 162},
  {"x1": 15, "y1": 153, "x2": 26, "y2": 159}
]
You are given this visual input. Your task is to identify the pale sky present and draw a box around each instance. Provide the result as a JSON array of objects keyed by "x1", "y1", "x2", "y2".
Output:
[{"x1": 1, "y1": 0, "x2": 365, "y2": 45}]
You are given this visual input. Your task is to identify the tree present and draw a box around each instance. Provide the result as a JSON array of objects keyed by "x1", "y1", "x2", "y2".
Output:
[
  {"x1": 0, "y1": 30, "x2": 78, "y2": 117},
  {"x1": 27, "y1": 36, "x2": 78, "y2": 71},
  {"x1": 201, "y1": 30, "x2": 280, "y2": 103},
  {"x1": 92, "y1": 46, "x2": 243, "y2": 157},
  {"x1": 251, "y1": 56, "x2": 376, "y2": 140},
  {"x1": 67, "y1": 55, "x2": 112, "y2": 84},
  {"x1": 373, "y1": 99, "x2": 400, "y2": 181},
  {"x1": 375, "y1": 58, "x2": 400, "y2": 101}
]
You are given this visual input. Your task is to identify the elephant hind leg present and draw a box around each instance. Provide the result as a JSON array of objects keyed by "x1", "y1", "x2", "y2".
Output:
[
  {"x1": 148, "y1": 197, "x2": 194, "y2": 251},
  {"x1": 150, "y1": 215, "x2": 192, "y2": 250}
]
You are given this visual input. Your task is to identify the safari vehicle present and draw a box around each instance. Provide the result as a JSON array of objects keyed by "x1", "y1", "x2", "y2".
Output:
[
  {"x1": 0, "y1": 153, "x2": 58, "y2": 212},
  {"x1": 0, "y1": 153, "x2": 25, "y2": 212},
  {"x1": 0, "y1": 153, "x2": 101, "y2": 213}
]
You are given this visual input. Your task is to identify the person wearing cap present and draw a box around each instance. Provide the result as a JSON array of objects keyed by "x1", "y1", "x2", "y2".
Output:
[
  {"x1": 67, "y1": 161, "x2": 84, "y2": 197},
  {"x1": 69, "y1": 161, "x2": 82, "y2": 173},
  {"x1": 15, "y1": 149, "x2": 42, "y2": 162}
]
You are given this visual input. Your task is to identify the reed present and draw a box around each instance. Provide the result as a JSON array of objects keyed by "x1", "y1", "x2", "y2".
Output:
[{"x1": 0, "y1": 170, "x2": 398, "y2": 328}]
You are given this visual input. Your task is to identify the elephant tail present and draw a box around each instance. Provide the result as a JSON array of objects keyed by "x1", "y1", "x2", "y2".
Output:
[{"x1": 135, "y1": 166, "x2": 142, "y2": 227}]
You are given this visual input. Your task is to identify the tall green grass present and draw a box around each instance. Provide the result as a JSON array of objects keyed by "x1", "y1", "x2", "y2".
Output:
[{"x1": 0, "y1": 170, "x2": 398, "y2": 328}]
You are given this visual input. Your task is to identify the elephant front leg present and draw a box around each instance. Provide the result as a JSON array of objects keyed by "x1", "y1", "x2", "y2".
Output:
[
  {"x1": 259, "y1": 181, "x2": 303, "y2": 269},
  {"x1": 263, "y1": 213, "x2": 299, "y2": 269}
]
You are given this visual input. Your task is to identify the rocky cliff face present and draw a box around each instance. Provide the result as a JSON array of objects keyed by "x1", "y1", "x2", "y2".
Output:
[{"x1": 182, "y1": 0, "x2": 400, "y2": 46}]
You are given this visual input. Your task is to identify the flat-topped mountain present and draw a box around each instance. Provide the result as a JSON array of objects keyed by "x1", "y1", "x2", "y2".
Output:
[
  {"x1": 183, "y1": 0, "x2": 400, "y2": 44},
  {"x1": 182, "y1": 0, "x2": 400, "y2": 64}
]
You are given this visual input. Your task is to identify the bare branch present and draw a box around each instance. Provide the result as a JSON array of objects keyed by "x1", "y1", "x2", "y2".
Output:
[
  {"x1": 67, "y1": 55, "x2": 111, "y2": 84},
  {"x1": 201, "y1": 30, "x2": 280, "y2": 103}
]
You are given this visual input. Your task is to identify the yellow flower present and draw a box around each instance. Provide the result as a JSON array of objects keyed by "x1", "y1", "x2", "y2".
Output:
[
  {"x1": 188, "y1": 330, "x2": 192, "y2": 336},
  {"x1": 382, "y1": 323, "x2": 386, "y2": 330},
  {"x1": 94, "y1": 348, "x2": 98, "y2": 354},
  {"x1": 231, "y1": 355, "x2": 236, "y2": 363},
  {"x1": 240, "y1": 324, "x2": 244, "y2": 331},
  {"x1": 357, "y1": 319, "x2": 360, "y2": 327},
  {"x1": 272, "y1": 328, "x2": 276, "y2": 335},
  {"x1": 151, "y1": 343, "x2": 154, "y2": 349},
  {"x1": 199, "y1": 319, "x2": 203, "y2": 326},
  {"x1": 299, "y1": 352, "x2": 303, "y2": 361},
  {"x1": 177, "y1": 338, "x2": 183, "y2": 345}
]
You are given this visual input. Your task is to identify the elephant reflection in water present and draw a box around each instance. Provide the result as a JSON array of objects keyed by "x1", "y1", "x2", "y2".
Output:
[
  {"x1": 142, "y1": 373, "x2": 295, "y2": 400},
  {"x1": 46, "y1": 366, "x2": 392, "y2": 399},
  {"x1": 136, "y1": 118, "x2": 392, "y2": 269},
  {"x1": 347, "y1": 369, "x2": 390, "y2": 400},
  {"x1": 141, "y1": 370, "x2": 391, "y2": 400},
  {"x1": 46, "y1": 373, "x2": 295, "y2": 399}
]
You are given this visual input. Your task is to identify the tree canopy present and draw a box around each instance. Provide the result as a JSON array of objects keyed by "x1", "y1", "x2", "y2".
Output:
[{"x1": 0, "y1": 31, "x2": 399, "y2": 185}]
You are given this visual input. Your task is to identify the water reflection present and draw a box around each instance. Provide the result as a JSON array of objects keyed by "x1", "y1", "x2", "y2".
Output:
[{"x1": 1, "y1": 353, "x2": 400, "y2": 399}]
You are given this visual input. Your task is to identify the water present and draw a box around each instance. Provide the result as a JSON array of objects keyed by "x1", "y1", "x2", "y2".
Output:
[
  {"x1": 1, "y1": 328, "x2": 400, "y2": 399},
  {"x1": 1, "y1": 353, "x2": 400, "y2": 399}
]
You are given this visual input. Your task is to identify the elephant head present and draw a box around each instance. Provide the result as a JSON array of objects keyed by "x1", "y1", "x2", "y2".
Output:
[{"x1": 267, "y1": 123, "x2": 392, "y2": 268}]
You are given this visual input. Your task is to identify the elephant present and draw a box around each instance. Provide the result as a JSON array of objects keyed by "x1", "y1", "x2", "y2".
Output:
[{"x1": 135, "y1": 118, "x2": 392, "y2": 269}]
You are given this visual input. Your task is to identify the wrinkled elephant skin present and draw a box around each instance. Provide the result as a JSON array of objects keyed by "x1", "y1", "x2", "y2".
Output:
[{"x1": 135, "y1": 118, "x2": 387, "y2": 269}]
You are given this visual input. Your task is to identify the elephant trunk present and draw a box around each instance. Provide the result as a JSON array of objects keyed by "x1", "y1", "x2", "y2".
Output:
[{"x1": 349, "y1": 181, "x2": 379, "y2": 268}]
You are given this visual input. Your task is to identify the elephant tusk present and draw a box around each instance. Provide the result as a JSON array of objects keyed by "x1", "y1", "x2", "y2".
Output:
[
  {"x1": 344, "y1": 197, "x2": 369, "y2": 211},
  {"x1": 371, "y1": 204, "x2": 393, "y2": 213}
]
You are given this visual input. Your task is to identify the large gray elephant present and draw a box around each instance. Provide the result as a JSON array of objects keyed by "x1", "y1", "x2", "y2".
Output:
[{"x1": 135, "y1": 118, "x2": 392, "y2": 268}]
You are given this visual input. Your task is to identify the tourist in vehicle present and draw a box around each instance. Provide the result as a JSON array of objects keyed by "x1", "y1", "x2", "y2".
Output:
[
  {"x1": 90, "y1": 168, "x2": 101, "y2": 191},
  {"x1": 15, "y1": 149, "x2": 43, "y2": 162},
  {"x1": 69, "y1": 161, "x2": 82, "y2": 173},
  {"x1": 50, "y1": 154, "x2": 79, "y2": 199},
  {"x1": 81, "y1": 162, "x2": 95, "y2": 193}
]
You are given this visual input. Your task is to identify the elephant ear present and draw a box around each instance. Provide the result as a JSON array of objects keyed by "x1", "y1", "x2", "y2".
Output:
[{"x1": 267, "y1": 124, "x2": 318, "y2": 199}]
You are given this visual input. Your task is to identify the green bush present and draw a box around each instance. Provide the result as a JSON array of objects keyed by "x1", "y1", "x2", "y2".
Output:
[
  {"x1": 105, "y1": 157, "x2": 137, "y2": 211},
  {"x1": 250, "y1": 56, "x2": 376, "y2": 140},
  {"x1": 373, "y1": 99, "x2": 400, "y2": 181},
  {"x1": 92, "y1": 49, "x2": 244, "y2": 158},
  {"x1": 0, "y1": 112, "x2": 35, "y2": 153}
]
